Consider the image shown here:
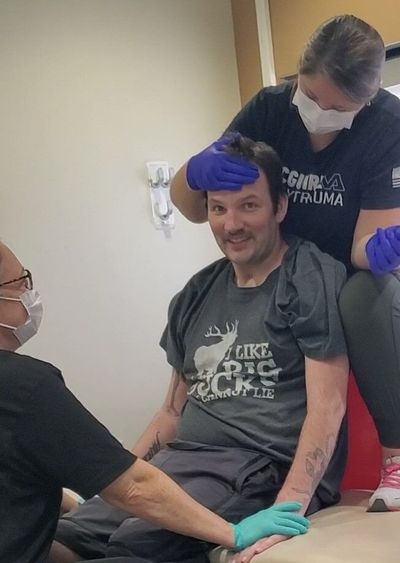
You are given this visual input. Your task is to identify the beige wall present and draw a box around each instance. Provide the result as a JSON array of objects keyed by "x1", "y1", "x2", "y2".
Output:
[
  {"x1": 269, "y1": 0, "x2": 400, "y2": 79},
  {"x1": 0, "y1": 0, "x2": 240, "y2": 445}
]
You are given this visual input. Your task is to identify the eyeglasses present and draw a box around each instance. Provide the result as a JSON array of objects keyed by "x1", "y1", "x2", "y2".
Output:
[{"x1": 0, "y1": 269, "x2": 33, "y2": 290}]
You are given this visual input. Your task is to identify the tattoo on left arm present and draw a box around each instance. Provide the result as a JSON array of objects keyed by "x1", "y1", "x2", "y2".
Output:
[{"x1": 292, "y1": 433, "x2": 336, "y2": 499}]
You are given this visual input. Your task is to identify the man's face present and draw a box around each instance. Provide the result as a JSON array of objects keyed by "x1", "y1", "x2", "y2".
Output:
[
  {"x1": 207, "y1": 170, "x2": 287, "y2": 268},
  {"x1": 0, "y1": 243, "x2": 28, "y2": 350}
]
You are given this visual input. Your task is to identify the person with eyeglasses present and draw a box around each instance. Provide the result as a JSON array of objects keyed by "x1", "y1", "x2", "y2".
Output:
[
  {"x1": 0, "y1": 268, "x2": 42, "y2": 345},
  {"x1": 0, "y1": 239, "x2": 308, "y2": 563},
  {"x1": 171, "y1": 14, "x2": 400, "y2": 513}
]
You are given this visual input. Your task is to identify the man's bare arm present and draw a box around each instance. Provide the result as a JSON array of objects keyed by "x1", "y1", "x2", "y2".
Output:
[
  {"x1": 132, "y1": 369, "x2": 189, "y2": 460},
  {"x1": 275, "y1": 355, "x2": 349, "y2": 513},
  {"x1": 232, "y1": 355, "x2": 349, "y2": 560}
]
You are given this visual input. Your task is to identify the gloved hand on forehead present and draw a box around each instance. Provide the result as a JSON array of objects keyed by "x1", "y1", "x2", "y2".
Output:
[
  {"x1": 366, "y1": 226, "x2": 400, "y2": 275},
  {"x1": 186, "y1": 135, "x2": 259, "y2": 191},
  {"x1": 231, "y1": 501, "x2": 309, "y2": 551}
]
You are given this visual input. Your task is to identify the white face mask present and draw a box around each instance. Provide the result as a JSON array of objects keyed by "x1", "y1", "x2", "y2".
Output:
[
  {"x1": 0, "y1": 289, "x2": 43, "y2": 345},
  {"x1": 292, "y1": 86, "x2": 358, "y2": 134}
]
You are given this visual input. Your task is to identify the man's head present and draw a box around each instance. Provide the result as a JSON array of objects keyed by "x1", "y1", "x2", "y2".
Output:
[
  {"x1": 0, "y1": 242, "x2": 41, "y2": 351},
  {"x1": 207, "y1": 135, "x2": 288, "y2": 271}
]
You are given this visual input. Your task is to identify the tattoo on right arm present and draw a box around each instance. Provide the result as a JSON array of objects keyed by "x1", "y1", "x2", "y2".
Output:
[{"x1": 142, "y1": 432, "x2": 161, "y2": 461}]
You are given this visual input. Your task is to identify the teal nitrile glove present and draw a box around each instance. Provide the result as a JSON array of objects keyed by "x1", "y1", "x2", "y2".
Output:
[{"x1": 231, "y1": 501, "x2": 309, "y2": 551}]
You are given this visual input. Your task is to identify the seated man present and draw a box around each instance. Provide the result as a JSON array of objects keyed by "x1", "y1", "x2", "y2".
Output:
[
  {"x1": 0, "y1": 242, "x2": 308, "y2": 563},
  {"x1": 52, "y1": 135, "x2": 348, "y2": 562}
]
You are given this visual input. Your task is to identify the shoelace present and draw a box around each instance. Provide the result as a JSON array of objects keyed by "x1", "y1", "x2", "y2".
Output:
[{"x1": 380, "y1": 463, "x2": 400, "y2": 488}]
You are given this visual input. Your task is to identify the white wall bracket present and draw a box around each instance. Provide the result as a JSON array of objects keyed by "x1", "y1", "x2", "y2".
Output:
[{"x1": 146, "y1": 161, "x2": 175, "y2": 231}]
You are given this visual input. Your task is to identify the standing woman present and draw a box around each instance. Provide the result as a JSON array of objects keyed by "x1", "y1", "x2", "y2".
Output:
[{"x1": 171, "y1": 15, "x2": 400, "y2": 511}]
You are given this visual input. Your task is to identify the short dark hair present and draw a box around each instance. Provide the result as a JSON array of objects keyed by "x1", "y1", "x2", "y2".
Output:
[
  {"x1": 222, "y1": 133, "x2": 286, "y2": 213},
  {"x1": 298, "y1": 15, "x2": 385, "y2": 103}
]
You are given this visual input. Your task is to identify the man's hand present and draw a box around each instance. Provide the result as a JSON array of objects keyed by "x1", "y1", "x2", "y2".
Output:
[{"x1": 232, "y1": 534, "x2": 289, "y2": 563}]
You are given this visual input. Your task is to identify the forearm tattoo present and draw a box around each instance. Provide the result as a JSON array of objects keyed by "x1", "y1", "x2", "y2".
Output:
[
  {"x1": 142, "y1": 431, "x2": 161, "y2": 461},
  {"x1": 292, "y1": 433, "x2": 336, "y2": 499}
]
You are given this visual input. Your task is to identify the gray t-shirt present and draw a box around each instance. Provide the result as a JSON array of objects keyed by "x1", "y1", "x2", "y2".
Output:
[{"x1": 160, "y1": 237, "x2": 348, "y2": 500}]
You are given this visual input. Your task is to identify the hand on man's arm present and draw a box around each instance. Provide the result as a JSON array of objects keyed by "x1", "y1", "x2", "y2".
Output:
[
  {"x1": 274, "y1": 355, "x2": 348, "y2": 512},
  {"x1": 123, "y1": 361, "x2": 310, "y2": 551},
  {"x1": 101, "y1": 459, "x2": 309, "y2": 550},
  {"x1": 234, "y1": 355, "x2": 348, "y2": 561}
]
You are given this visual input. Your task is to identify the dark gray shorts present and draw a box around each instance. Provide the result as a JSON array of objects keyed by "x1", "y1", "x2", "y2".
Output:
[{"x1": 55, "y1": 443, "x2": 291, "y2": 562}]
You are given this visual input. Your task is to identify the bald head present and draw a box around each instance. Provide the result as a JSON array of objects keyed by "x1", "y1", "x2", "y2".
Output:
[{"x1": 0, "y1": 243, "x2": 24, "y2": 283}]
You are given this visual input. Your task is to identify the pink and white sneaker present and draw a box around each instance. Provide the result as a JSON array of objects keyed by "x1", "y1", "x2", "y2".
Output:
[{"x1": 368, "y1": 456, "x2": 400, "y2": 512}]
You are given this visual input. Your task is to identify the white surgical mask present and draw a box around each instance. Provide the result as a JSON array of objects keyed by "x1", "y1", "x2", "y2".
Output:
[
  {"x1": 0, "y1": 289, "x2": 43, "y2": 345},
  {"x1": 292, "y1": 87, "x2": 358, "y2": 134}
]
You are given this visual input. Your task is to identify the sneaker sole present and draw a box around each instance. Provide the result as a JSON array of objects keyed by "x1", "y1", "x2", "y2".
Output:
[{"x1": 368, "y1": 498, "x2": 400, "y2": 512}]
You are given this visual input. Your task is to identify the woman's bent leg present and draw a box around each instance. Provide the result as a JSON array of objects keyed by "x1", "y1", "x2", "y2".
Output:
[{"x1": 339, "y1": 271, "x2": 400, "y2": 510}]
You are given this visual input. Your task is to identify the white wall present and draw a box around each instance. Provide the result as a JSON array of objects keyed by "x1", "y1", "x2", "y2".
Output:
[{"x1": 0, "y1": 0, "x2": 241, "y2": 445}]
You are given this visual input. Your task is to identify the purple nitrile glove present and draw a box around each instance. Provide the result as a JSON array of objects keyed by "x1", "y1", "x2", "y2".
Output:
[
  {"x1": 366, "y1": 226, "x2": 400, "y2": 275},
  {"x1": 186, "y1": 136, "x2": 259, "y2": 191}
]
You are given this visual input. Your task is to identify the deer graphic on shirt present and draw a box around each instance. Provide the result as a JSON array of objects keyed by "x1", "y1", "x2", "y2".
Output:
[{"x1": 193, "y1": 321, "x2": 239, "y2": 379}]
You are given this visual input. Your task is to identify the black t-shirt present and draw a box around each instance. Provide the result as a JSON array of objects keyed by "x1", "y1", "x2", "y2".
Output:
[
  {"x1": 0, "y1": 350, "x2": 136, "y2": 563},
  {"x1": 227, "y1": 81, "x2": 400, "y2": 271}
]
